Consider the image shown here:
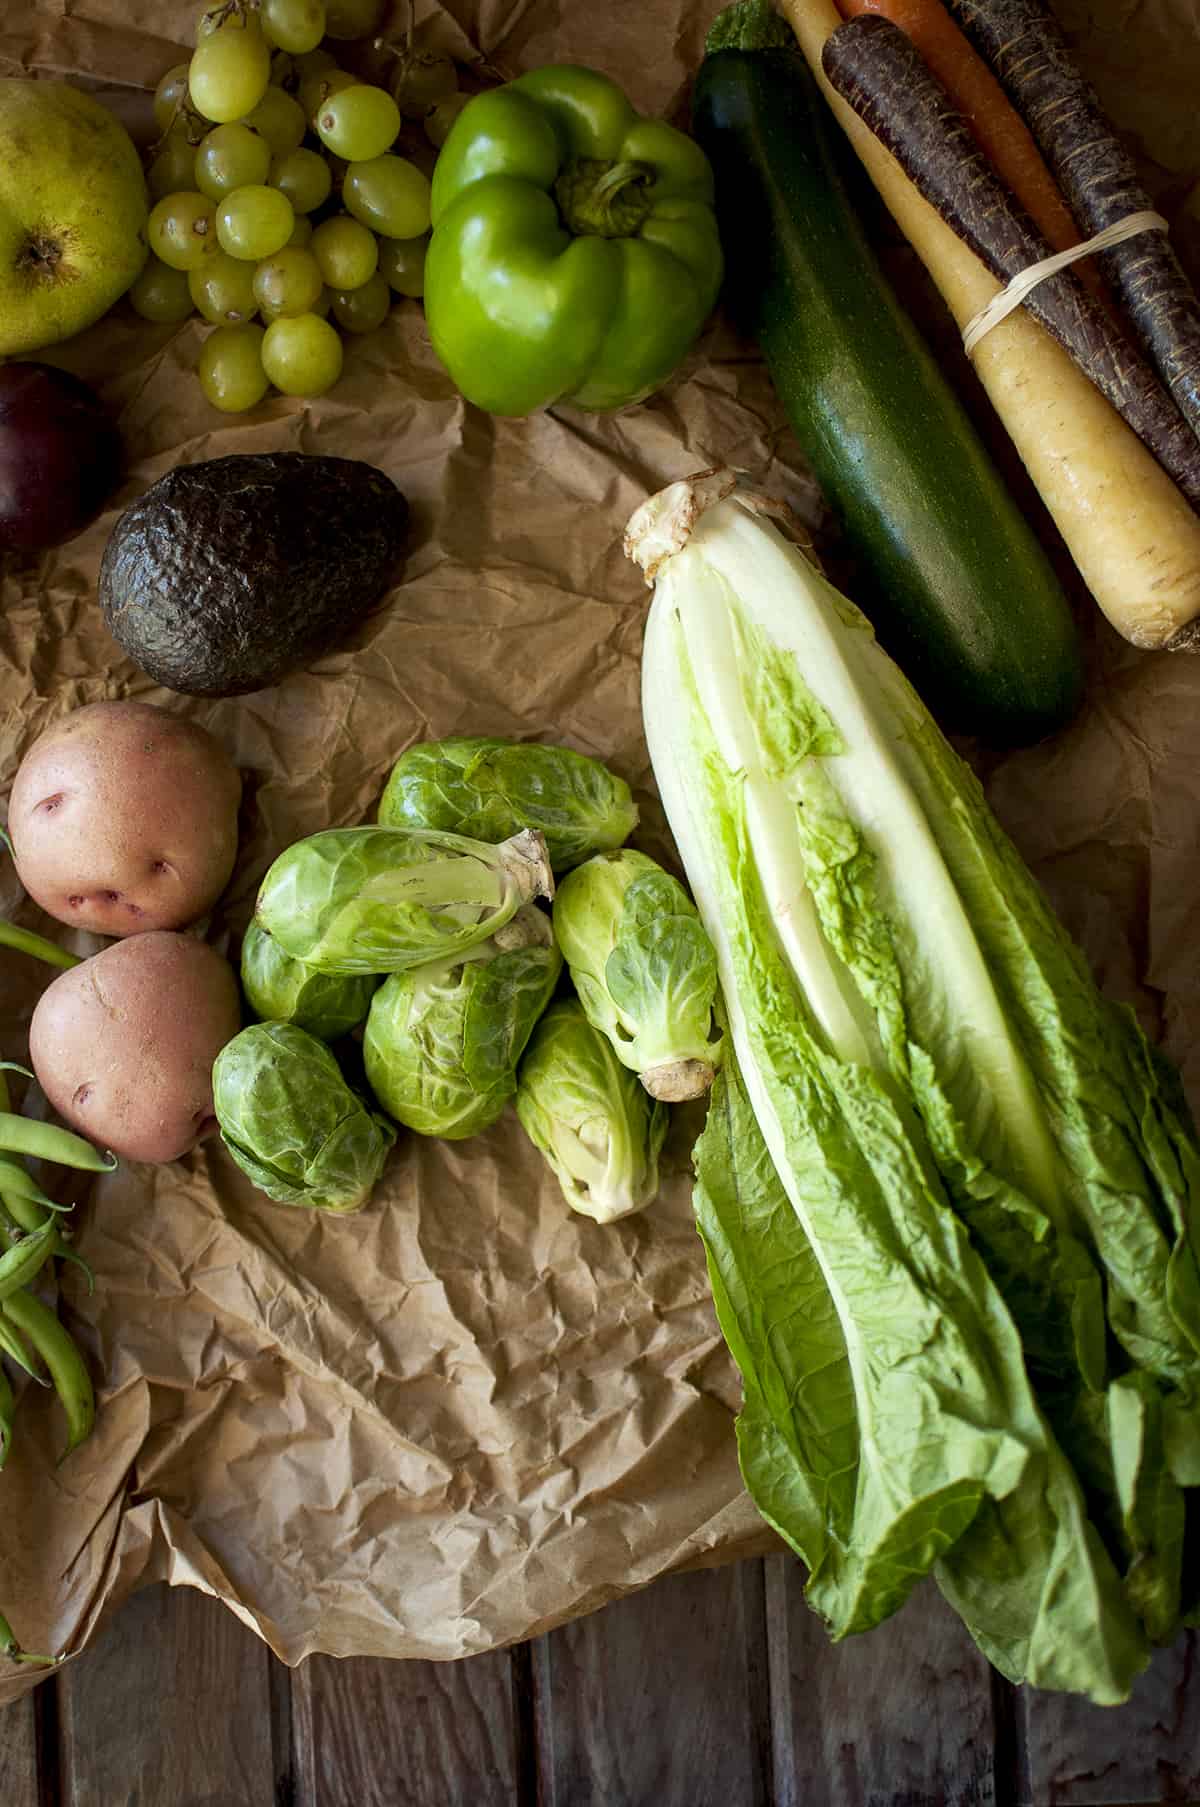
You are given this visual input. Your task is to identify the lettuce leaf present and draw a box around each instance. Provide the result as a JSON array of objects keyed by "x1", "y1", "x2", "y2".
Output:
[{"x1": 695, "y1": 1053, "x2": 1147, "y2": 1701}]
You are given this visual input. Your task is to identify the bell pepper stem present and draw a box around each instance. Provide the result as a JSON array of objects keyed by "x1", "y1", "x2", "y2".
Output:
[{"x1": 554, "y1": 157, "x2": 656, "y2": 237}]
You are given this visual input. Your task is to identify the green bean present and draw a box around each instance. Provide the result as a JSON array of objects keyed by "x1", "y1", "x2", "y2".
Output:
[
  {"x1": 0, "y1": 1114, "x2": 115, "y2": 1171},
  {"x1": 0, "y1": 1311, "x2": 46, "y2": 1384},
  {"x1": 0, "y1": 1608, "x2": 58, "y2": 1666},
  {"x1": 2, "y1": 1289, "x2": 95, "y2": 1459},
  {"x1": 0, "y1": 920, "x2": 79, "y2": 971},
  {"x1": 0, "y1": 1145, "x2": 54, "y2": 1235},
  {"x1": 52, "y1": 1238, "x2": 95, "y2": 1295},
  {"x1": 0, "y1": 1359, "x2": 13, "y2": 1470},
  {"x1": 0, "y1": 1188, "x2": 47, "y2": 1236},
  {"x1": 0, "y1": 1226, "x2": 55, "y2": 1304},
  {"x1": 0, "y1": 1156, "x2": 72, "y2": 1213}
]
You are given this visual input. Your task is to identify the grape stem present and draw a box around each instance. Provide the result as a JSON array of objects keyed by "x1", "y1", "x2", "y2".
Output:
[
  {"x1": 202, "y1": 0, "x2": 257, "y2": 30},
  {"x1": 373, "y1": 0, "x2": 416, "y2": 63}
]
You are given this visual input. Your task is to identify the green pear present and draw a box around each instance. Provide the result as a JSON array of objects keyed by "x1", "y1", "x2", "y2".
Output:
[{"x1": 0, "y1": 79, "x2": 149, "y2": 356}]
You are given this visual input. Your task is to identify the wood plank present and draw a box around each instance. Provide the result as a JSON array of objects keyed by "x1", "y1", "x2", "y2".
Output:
[
  {"x1": 532, "y1": 1558, "x2": 772, "y2": 1807},
  {"x1": 291, "y1": 1646, "x2": 521, "y2": 1807},
  {"x1": 58, "y1": 1582, "x2": 278, "y2": 1807},
  {"x1": 0, "y1": 1693, "x2": 39, "y2": 1807},
  {"x1": 768, "y1": 1555, "x2": 999, "y2": 1807},
  {"x1": 1019, "y1": 1631, "x2": 1200, "y2": 1806}
]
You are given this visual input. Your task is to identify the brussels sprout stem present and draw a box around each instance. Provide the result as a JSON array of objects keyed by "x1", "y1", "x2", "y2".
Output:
[
  {"x1": 493, "y1": 904, "x2": 556, "y2": 952},
  {"x1": 641, "y1": 1057, "x2": 717, "y2": 1102},
  {"x1": 500, "y1": 829, "x2": 556, "y2": 902}
]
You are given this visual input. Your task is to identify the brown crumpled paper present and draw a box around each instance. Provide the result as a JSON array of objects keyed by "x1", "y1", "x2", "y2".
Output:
[{"x1": 2, "y1": 0, "x2": 1199, "y2": 1706}]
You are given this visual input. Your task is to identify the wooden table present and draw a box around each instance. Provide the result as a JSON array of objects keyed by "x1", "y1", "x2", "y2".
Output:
[{"x1": 2, "y1": 1553, "x2": 1196, "y2": 1805}]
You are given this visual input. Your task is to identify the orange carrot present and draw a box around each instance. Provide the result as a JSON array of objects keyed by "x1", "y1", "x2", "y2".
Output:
[{"x1": 833, "y1": 0, "x2": 1095, "y2": 283}]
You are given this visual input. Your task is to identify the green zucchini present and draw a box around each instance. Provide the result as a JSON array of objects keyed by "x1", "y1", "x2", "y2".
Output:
[{"x1": 692, "y1": 27, "x2": 1084, "y2": 745}]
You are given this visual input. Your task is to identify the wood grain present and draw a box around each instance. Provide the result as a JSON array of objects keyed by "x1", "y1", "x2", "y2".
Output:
[
  {"x1": 768, "y1": 1556, "x2": 999, "y2": 1807},
  {"x1": 532, "y1": 1558, "x2": 772, "y2": 1807},
  {"x1": 0, "y1": 1692, "x2": 39, "y2": 1807},
  {"x1": 58, "y1": 1582, "x2": 277, "y2": 1807},
  {"x1": 1020, "y1": 1631, "x2": 1200, "y2": 1805},
  {"x1": 291, "y1": 1647, "x2": 520, "y2": 1807}
]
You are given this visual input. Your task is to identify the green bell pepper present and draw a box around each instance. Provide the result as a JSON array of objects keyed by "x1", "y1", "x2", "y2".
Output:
[{"x1": 425, "y1": 65, "x2": 724, "y2": 417}]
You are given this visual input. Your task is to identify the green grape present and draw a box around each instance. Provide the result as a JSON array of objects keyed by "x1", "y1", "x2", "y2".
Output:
[
  {"x1": 153, "y1": 62, "x2": 193, "y2": 135},
  {"x1": 252, "y1": 246, "x2": 323, "y2": 316},
  {"x1": 147, "y1": 130, "x2": 199, "y2": 202},
  {"x1": 261, "y1": 0, "x2": 326, "y2": 54},
  {"x1": 260, "y1": 283, "x2": 331, "y2": 322},
  {"x1": 292, "y1": 45, "x2": 336, "y2": 80},
  {"x1": 240, "y1": 83, "x2": 307, "y2": 152},
  {"x1": 323, "y1": 0, "x2": 386, "y2": 39},
  {"x1": 194, "y1": 122, "x2": 272, "y2": 200},
  {"x1": 269, "y1": 146, "x2": 332, "y2": 214},
  {"x1": 343, "y1": 154, "x2": 430, "y2": 239},
  {"x1": 377, "y1": 232, "x2": 426, "y2": 298},
  {"x1": 128, "y1": 256, "x2": 196, "y2": 323},
  {"x1": 424, "y1": 91, "x2": 469, "y2": 150},
  {"x1": 287, "y1": 213, "x2": 314, "y2": 248},
  {"x1": 269, "y1": 48, "x2": 296, "y2": 87},
  {"x1": 189, "y1": 249, "x2": 260, "y2": 323},
  {"x1": 216, "y1": 184, "x2": 296, "y2": 259},
  {"x1": 261, "y1": 313, "x2": 344, "y2": 396},
  {"x1": 148, "y1": 190, "x2": 219, "y2": 270},
  {"x1": 389, "y1": 51, "x2": 457, "y2": 122},
  {"x1": 310, "y1": 213, "x2": 378, "y2": 290},
  {"x1": 188, "y1": 22, "x2": 272, "y2": 124},
  {"x1": 298, "y1": 66, "x2": 355, "y2": 123},
  {"x1": 198, "y1": 322, "x2": 271, "y2": 412},
  {"x1": 314, "y1": 84, "x2": 400, "y2": 161},
  {"x1": 330, "y1": 271, "x2": 389, "y2": 334}
]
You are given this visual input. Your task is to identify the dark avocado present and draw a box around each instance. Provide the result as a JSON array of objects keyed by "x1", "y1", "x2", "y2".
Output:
[{"x1": 98, "y1": 452, "x2": 410, "y2": 697}]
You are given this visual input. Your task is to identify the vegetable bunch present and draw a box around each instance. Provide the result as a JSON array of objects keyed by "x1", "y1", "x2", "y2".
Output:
[
  {"x1": 0, "y1": 1061, "x2": 114, "y2": 1667},
  {"x1": 632, "y1": 469, "x2": 1200, "y2": 1706},
  {"x1": 743, "y1": 0, "x2": 1200, "y2": 652},
  {"x1": 231, "y1": 736, "x2": 723, "y2": 1222}
]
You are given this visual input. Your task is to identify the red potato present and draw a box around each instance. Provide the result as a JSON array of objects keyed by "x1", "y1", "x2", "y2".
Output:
[
  {"x1": 8, "y1": 701, "x2": 241, "y2": 937},
  {"x1": 28, "y1": 931, "x2": 241, "y2": 1163}
]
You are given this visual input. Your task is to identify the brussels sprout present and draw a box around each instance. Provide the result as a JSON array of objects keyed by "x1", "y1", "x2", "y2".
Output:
[
  {"x1": 255, "y1": 824, "x2": 553, "y2": 976},
  {"x1": 240, "y1": 919, "x2": 381, "y2": 1040},
  {"x1": 364, "y1": 905, "x2": 562, "y2": 1139},
  {"x1": 213, "y1": 1021, "x2": 396, "y2": 1212},
  {"x1": 377, "y1": 737, "x2": 638, "y2": 872},
  {"x1": 514, "y1": 998, "x2": 666, "y2": 1224},
  {"x1": 552, "y1": 849, "x2": 722, "y2": 1101}
]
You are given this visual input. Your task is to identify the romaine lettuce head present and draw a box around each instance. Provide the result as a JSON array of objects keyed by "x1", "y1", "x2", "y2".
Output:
[
  {"x1": 254, "y1": 824, "x2": 554, "y2": 975},
  {"x1": 635, "y1": 471, "x2": 1200, "y2": 1700},
  {"x1": 363, "y1": 905, "x2": 562, "y2": 1139},
  {"x1": 240, "y1": 919, "x2": 381, "y2": 1041},
  {"x1": 377, "y1": 737, "x2": 638, "y2": 872},
  {"x1": 515, "y1": 998, "x2": 666, "y2": 1224},
  {"x1": 552, "y1": 848, "x2": 722, "y2": 1101},
  {"x1": 213, "y1": 1021, "x2": 396, "y2": 1213}
]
